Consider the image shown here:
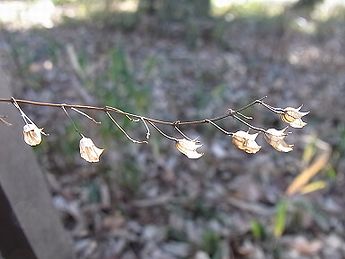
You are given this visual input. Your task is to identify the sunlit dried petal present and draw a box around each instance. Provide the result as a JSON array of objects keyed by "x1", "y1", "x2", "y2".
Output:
[
  {"x1": 264, "y1": 128, "x2": 293, "y2": 152},
  {"x1": 290, "y1": 118, "x2": 307, "y2": 128},
  {"x1": 80, "y1": 137, "x2": 104, "y2": 163},
  {"x1": 175, "y1": 138, "x2": 203, "y2": 159},
  {"x1": 281, "y1": 106, "x2": 309, "y2": 128},
  {"x1": 232, "y1": 131, "x2": 261, "y2": 154},
  {"x1": 23, "y1": 123, "x2": 42, "y2": 146}
]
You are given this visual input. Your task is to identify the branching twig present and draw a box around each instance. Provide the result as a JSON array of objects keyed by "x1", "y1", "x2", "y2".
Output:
[
  {"x1": 174, "y1": 122, "x2": 194, "y2": 141},
  {"x1": 1, "y1": 96, "x2": 294, "y2": 138},
  {"x1": 1, "y1": 97, "x2": 266, "y2": 127},
  {"x1": 141, "y1": 117, "x2": 150, "y2": 139},
  {"x1": 11, "y1": 97, "x2": 31, "y2": 125},
  {"x1": 0, "y1": 116, "x2": 12, "y2": 126},
  {"x1": 147, "y1": 121, "x2": 178, "y2": 141},
  {"x1": 61, "y1": 105, "x2": 83, "y2": 137},
  {"x1": 257, "y1": 100, "x2": 284, "y2": 114},
  {"x1": 206, "y1": 120, "x2": 233, "y2": 135},
  {"x1": 1, "y1": 96, "x2": 308, "y2": 159},
  {"x1": 231, "y1": 113, "x2": 267, "y2": 133},
  {"x1": 71, "y1": 107, "x2": 101, "y2": 124},
  {"x1": 234, "y1": 111, "x2": 253, "y2": 120},
  {"x1": 106, "y1": 111, "x2": 148, "y2": 144}
]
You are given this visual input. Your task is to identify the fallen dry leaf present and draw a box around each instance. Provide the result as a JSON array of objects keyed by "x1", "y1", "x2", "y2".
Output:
[
  {"x1": 291, "y1": 236, "x2": 322, "y2": 256},
  {"x1": 286, "y1": 136, "x2": 331, "y2": 195}
]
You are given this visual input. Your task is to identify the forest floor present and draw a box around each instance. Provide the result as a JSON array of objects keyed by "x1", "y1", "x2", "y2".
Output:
[{"x1": 1, "y1": 1, "x2": 345, "y2": 258}]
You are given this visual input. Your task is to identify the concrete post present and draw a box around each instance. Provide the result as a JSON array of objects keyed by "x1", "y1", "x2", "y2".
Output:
[{"x1": 0, "y1": 52, "x2": 75, "y2": 259}]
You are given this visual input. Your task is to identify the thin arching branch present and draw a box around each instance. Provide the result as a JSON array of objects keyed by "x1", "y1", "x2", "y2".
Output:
[
  {"x1": 174, "y1": 125, "x2": 194, "y2": 141},
  {"x1": 0, "y1": 96, "x2": 268, "y2": 127},
  {"x1": 61, "y1": 105, "x2": 83, "y2": 137},
  {"x1": 206, "y1": 120, "x2": 233, "y2": 135},
  {"x1": 1, "y1": 96, "x2": 299, "y2": 140},
  {"x1": 147, "y1": 121, "x2": 178, "y2": 141},
  {"x1": 141, "y1": 117, "x2": 150, "y2": 139},
  {"x1": 106, "y1": 111, "x2": 148, "y2": 144},
  {"x1": 2, "y1": 96, "x2": 309, "y2": 161},
  {"x1": 71, "y1": 107, "x2": 101, "y2": 124}
]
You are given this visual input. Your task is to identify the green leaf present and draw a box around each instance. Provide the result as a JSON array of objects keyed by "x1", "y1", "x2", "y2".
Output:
[
  {"x1": 250, "y1": 220, "x2": 265, "y2": 240},
  {"x1": 201, "y1": 230, "x2": 220, "y2": 257},
  {"x1": 274, "y1": 200, "x2": 287, "y2": 238}
]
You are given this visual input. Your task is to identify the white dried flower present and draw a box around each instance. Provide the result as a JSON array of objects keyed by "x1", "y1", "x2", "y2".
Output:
[
  {"x1": 232, "y1": 131, "x2": 261, "y2": 154},
  {"x1": 264, "y1": 127, "x2": 293, "y2": 152},
  {"x1": 23, "y1": 123, "x2": 43, "y2": 146},
  {"x1": 281, "y1": 106, "x2": 309, "y2": 128},
  {"x1": 175, "y1": 138, "x2": 204, "y2": 159},
  {"x1": 79, "y1": 137, "x2": 104, "y2": 163}
]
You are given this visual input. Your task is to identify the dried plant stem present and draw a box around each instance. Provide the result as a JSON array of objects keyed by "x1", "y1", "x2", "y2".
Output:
[
  {"x1": 1, "y1": 96, "x2": 276, "y2": 137},
  {"x1": 206, "y1": 120, "x2": 233, "y2": 135},
  {"x1": 0, "y1": 116, "x2": 12, "y2": 126},
  {"x1": 71, "y1": 107, "x2": 101, "y2": 124},
  {"x1": 3, "y1": 95, "x2": 308, "y2": 160},
  {"x1": 147, "y1": 121, "x2": 178, "y2": 141},
  {"x1": 257, "y1": 100, "x2": 284, "y2": 114},
  {"x1": 231, "y1": 114, "x2": 266, "y2": 133},
  {"x1": 61, "y1": 105, "x2": 83, "y2": 137},
  {"x1": 235, "y1": 112, "x2": 253, "y2": 120},
  {"x1": 141, "y1": 118, "x2": 150, "y2": 139},
  {"x1": 174, "y1": 125, "x2": 193, "y2": 141},
  {"x1": 106, "y1": 111, "x2": 148, "y2": 144},
  {"x1": 235, "y1": 96, "x2": 267, "y2": 113},
  {"x1": 1, "y1": 97, "x2": 265, "y2": 126},
  {"x1": 11, "y1": 97, "x2": 31, "y2": 125}
]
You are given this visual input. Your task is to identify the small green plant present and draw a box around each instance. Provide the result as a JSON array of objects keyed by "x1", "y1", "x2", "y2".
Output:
[
  {"x1": 273, "y1": 199, "x2": 287, "y2": 238},
  {"x1": 201, "y1": 230, "x2": 221, "y2": 258},
  {"x1": 250, "y1": 220, "x2": 266, "y2": 240}
]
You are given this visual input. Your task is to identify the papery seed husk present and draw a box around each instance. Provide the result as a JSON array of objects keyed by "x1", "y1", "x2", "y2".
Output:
[
  {"x1": 80, "y1": 137, "x2": 104, "y2": 163},
  {"x1": 264, "y1": 132, "x2": 293, "y2": 152},
  {"x1": 281, "y1": 113, "x2": 296, "y2": 123},
  {"x1": 290, "y1": 118, "x2": 307, "y2": 129},
  {"x1": 175, "y1": 139, "x2": 203, "y2": 159},
  {"x1": 23, "y1": 124, "x2": 42, "y2": 146},
  {"x1": 232, "y1": 132, "x2": 261, "y2": 154}
]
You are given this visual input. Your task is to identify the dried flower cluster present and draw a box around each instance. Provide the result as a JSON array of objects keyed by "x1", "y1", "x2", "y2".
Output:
[{"x1": 0, "y1": 96, "x2": 309, "y2": 163}]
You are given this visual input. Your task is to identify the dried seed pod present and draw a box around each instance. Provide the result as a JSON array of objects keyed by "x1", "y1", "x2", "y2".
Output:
[
  {"x1": 264, "y1": 127, "x2": 293, "y2": 152},
  {"x1": 80, "y1": 137, "x2": 104, "y2": 163},
  {"x1": 232, "y1": 131, "x2": 261, "y2": 154},
  {"x1": 175, "y1": 138, "x2": 204, "y2": 159},
  {"x1": 23, "y1": 123, "x2": 43, "y2": 146},
  {"x1": 281, "y1": 106, "x2": 309, "y2": 128}
]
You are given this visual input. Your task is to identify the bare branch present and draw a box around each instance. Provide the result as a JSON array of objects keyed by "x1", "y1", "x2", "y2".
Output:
[
  {"x1": 0, "y1": 96, "x2": 306, "y2": 153},
  {"x1": 0, "y1": 116, "x2": 12, "y2": 126},
  {"x1": 61, "y1": 105, "x2": 83, "y2": 137},
  {"x1": 147, "y1": 121, "x2": 178, "y2": 141},
  {"x1": 174, "y1": 123, "x2": 194, "y2": 141},
  {"x1": 126, "y1": 115, "x2": 140, "y2": 122},
  {"x1": 231, "y1": 114, "x2": 267, "y2": 133},
  {"x1": 258, "y1": 100, "x2": 284, "y2": 114},
  {"x1": 71, "y1": 107, "x2": 101, "y2": 124},
  {"x1": 141, "y1": 117, "x2": 150, "y2": 139},
  {"x1": 106, "y1": 111, "x2": 148, "y2": 144},
  {"x1": 206, "y1": 120, "x2": 233, "y2": 135},
  {"x1": 1, "y1": 97, "x2": 269, "y2": 127}
]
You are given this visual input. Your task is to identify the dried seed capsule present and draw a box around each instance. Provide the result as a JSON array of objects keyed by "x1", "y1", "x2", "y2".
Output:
[{"x1": 80, "y1": 137, "x2": 104, "y2": 162}]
